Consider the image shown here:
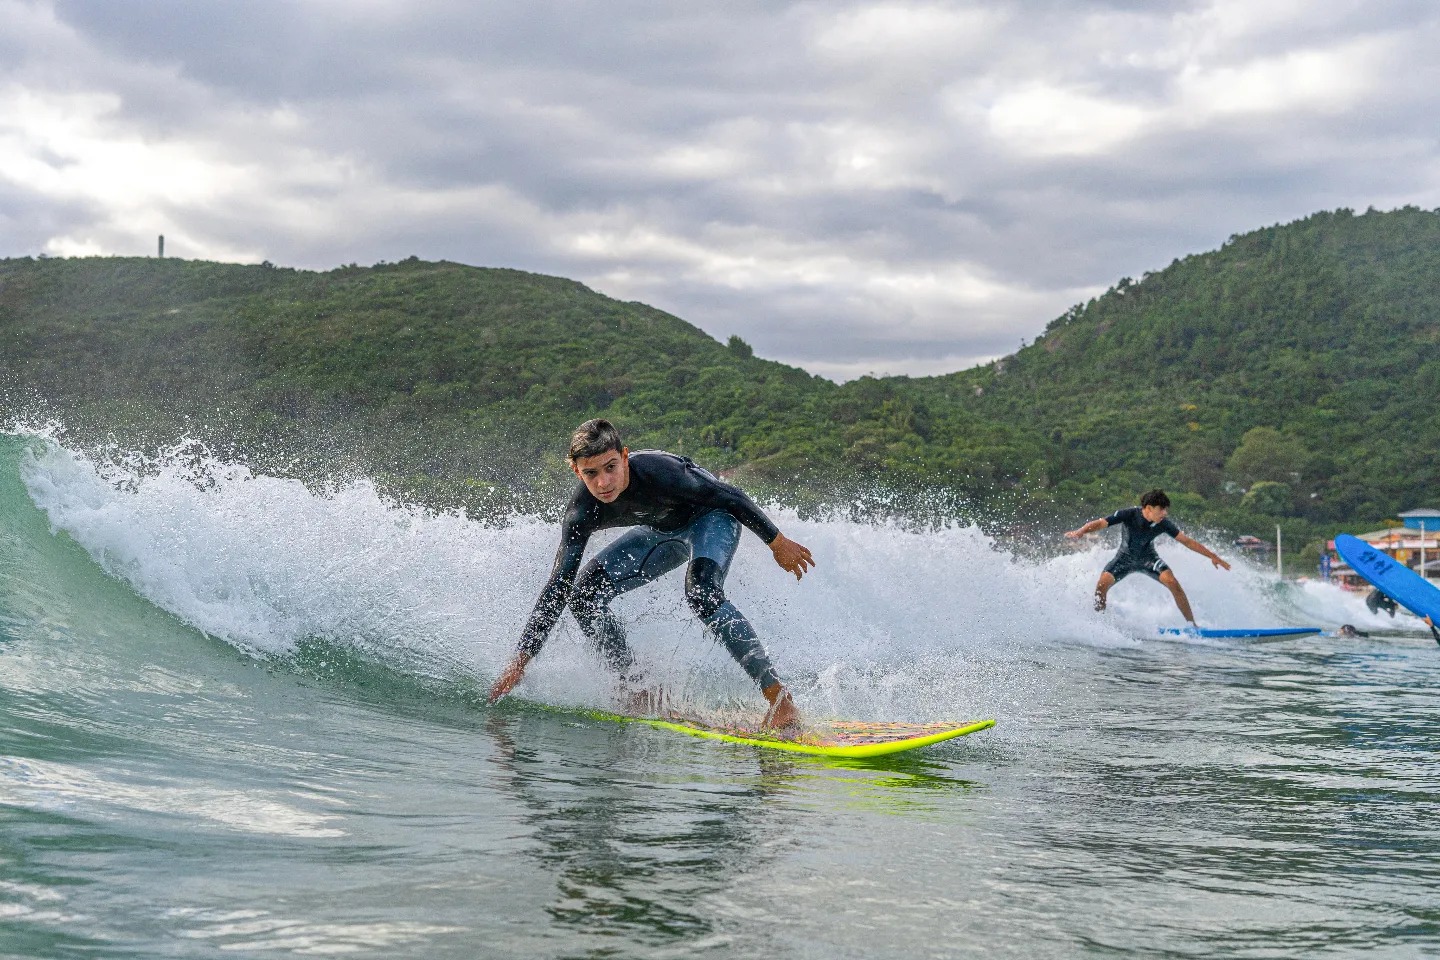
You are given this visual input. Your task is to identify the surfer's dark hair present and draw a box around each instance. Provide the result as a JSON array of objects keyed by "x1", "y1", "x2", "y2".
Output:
[
  {"x1": 1140, "y1": 489, "x2": 1171, "y2": 509},
  {"x1": 569, "y1": 418, "x2": 624, "y2": 462}
]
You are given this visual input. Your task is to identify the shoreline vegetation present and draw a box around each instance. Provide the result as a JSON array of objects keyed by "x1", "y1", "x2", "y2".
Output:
[{"x1": 3, "y1": 206, "x2": 1438, "y2": 576}]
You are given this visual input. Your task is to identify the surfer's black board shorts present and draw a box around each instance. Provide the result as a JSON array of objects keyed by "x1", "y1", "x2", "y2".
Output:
[{"x1": 1104, "y1": 552, "x2": 1171, "y2": 583}]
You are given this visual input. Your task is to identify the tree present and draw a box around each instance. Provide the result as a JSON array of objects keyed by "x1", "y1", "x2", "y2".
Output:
[
  {"x1": 1225, "y1": 427, "x2": 1308, "y2": 488},
  {"x1": 1241, "y1": 480, "x2": 1293, "y2": 515},
  {"x1": 1173, "y1": 433, "x2": 1228, "y2": 498}
]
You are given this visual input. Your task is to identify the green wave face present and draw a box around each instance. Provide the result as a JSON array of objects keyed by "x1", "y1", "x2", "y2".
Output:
[
  {"x1": 0, "y1": 432, "x2": 285, "y2": 758},
  {"x1": 0, "y1": 433, "x2": 189, "y2": 664}
]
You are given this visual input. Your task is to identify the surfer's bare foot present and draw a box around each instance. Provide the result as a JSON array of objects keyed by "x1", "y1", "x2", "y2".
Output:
[{"x1": 761, "y1": 683, "x2": 800, "y2": 731}]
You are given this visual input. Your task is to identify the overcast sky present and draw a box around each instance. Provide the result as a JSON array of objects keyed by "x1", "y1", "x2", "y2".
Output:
[{"x1": 3, "y1": 1, "x2": 1439, "y2": 379}]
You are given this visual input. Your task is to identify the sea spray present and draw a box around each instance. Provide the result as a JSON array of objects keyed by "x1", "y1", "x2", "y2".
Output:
[{"x1": 13, "y1": 431, "x2": 1399, "y2": 722}]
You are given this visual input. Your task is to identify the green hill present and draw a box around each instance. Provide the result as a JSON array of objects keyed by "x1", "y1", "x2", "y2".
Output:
[
  {"x1": 0, "y1": 255, "x2": 839, "y2": 513},
  {"x1": 932, "y1": 207, "x2": 1440, "y2": 528},
  {"x1": 3, "y1": 206, "x2": 1438, "y2": 563}
]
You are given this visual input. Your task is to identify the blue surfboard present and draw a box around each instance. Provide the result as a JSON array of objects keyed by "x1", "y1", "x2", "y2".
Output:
[
  {"x1": 1157, "y1": 626, "x2": 1321, "y2": 640},
  {"x1": 1333, "y1": 533, "x2": 1440, "y2": 622}
]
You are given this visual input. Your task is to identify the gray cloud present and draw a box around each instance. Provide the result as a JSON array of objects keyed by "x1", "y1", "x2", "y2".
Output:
[{"x1": 3, "y1": 0, "x2": 1440, "y2": 378}]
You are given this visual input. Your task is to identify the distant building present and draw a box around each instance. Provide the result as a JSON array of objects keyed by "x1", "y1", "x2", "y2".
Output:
[
  {"x1": 1232, "y1": 535, "x2": 1273, "y2": 556},
  {"x1": 1398, "y1": 508, "x2": 1440, "y2": 530}
]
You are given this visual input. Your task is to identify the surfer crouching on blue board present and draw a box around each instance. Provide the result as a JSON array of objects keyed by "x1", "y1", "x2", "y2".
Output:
[
  {"x1": 488, "y1": 418, "x2": 814, "y2": 729},
  {"x1": 1065, "y1": 489, "x2": 1230, "y2": 626}
]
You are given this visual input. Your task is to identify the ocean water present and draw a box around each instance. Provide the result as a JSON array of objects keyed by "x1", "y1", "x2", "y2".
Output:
[{"x1": 1, "y1": 430, "x2": 1437, "y2": 958}]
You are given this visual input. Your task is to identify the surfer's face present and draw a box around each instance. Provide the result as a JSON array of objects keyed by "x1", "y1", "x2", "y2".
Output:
[
  {"x1": 573, "y1": 448, "x2": 630, "y2": 503},
  {"x1": 1142, "y1": 504, "x2": 1169, "y2": 523}
]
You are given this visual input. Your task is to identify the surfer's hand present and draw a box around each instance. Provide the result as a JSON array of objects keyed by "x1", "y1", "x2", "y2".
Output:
[
  {"x1": 1212, "y1": 556, "x2": 1231, "y2": 571},
  {"x1": 489, "y1": 654, "x2": 530, "y2": 702},
  {"x1": 1064, "y1": 528, "x2": 1084, "y2": 539},
  {"x1": 770, "y1": 533, "x2": 815, "y2": 581}
]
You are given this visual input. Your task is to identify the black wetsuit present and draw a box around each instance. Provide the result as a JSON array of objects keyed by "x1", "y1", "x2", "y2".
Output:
[
  {"x1": 517, "y1": 451, "x2": 782, "y2": 688},
  {"x1": 1102, "y1": 507, "x2": 1181, "y2": 582},
  {"x1": 1365, "y1": 589, "x2": 1398, "y2": 617}
]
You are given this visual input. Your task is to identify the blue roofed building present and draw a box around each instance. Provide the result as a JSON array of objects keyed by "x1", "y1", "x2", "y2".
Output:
[{"x1": 1399, "y1": 508, "x2": 1440, "y2": 531}]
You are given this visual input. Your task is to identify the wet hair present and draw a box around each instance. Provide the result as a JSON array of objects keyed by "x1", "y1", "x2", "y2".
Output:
[
  {"x1": 568, "y1": 418, "x2": 624, "y2": 462},
  {"x1": 1139, "y1": 489, "x2": 1171, "y2": 509}
]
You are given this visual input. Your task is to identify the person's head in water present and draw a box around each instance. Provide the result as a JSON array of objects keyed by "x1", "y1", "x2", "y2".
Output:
[
  {"x1": 1139, "y1": 488, "x2": 1171, "y2": 523},
  {"x1": 569, "y1": 418, "x2": 629, "y2": 503}
]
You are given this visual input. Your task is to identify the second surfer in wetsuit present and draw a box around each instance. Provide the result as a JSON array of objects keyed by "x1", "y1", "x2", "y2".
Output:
[
  {"x1": 1365, "y1": 588, "x2": 1398, "y2": 618},
  {"x1": 488, "y1": 419, "x2": 815, "y2": 729},
  {"x1": 1066, "y1": 489, "x2": 1230, "y2": 626}
]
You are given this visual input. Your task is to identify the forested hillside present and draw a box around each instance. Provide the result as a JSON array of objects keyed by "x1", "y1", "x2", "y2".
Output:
[
  {"x1": 930, "y1": 207, "x2": 1440, "y2": 536},
  {"x1": 3, "y1": 207, "x2": 1437, "y2": 565}
]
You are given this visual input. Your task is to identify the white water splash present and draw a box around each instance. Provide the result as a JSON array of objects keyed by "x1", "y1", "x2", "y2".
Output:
[{"x1": 17, "y1": 434, "x2": 1383, "y2": 720}]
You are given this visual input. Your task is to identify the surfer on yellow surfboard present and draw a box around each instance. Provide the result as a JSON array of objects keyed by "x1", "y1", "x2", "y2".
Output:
[{"x1": 488, "y1": 419, "x2": 814, "y2": 730}]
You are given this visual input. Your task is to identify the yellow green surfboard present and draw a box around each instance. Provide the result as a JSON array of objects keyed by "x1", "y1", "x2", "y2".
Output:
[{"x1": 592, "y1": 712, "x2": 996, "y2": 758}]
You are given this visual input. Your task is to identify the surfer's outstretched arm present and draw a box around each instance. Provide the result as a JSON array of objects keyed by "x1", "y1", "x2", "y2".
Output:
[
  {"x1": 664, "y1": 456, "x2": 815, "y2": 580},
  {"x1": 1175, "y1": 532, "x2": 1231, "y2": 570},
  {"x1": 1066, "y1": 518, "x2": 1108, "y2": 538},
  {"x1": 489, "y1": 501, "x2": 594, "y2": 703}
]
